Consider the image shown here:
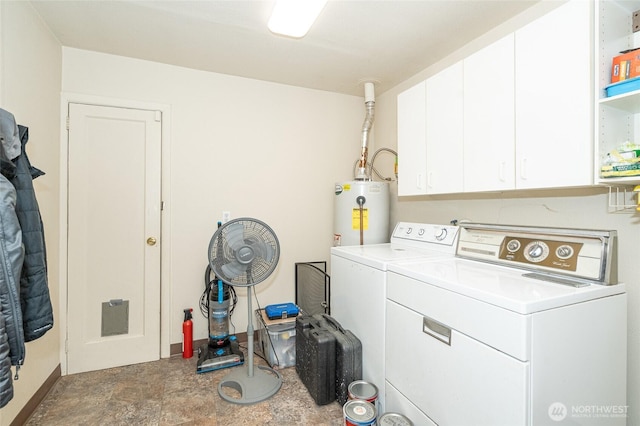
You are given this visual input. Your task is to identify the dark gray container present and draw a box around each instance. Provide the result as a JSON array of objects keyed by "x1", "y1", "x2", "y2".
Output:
[
  {"x1": 315, "y1": 314, "x2": 363, "y2": 405},
  {"x1": 295, "y1": 315, "x2": 336, "y2": 405},
  {"x1": 295, "y1": 314, "x2": 363, "y2": 406}
]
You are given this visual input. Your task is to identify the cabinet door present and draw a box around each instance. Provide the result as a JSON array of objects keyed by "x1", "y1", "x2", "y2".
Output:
[
  {"x1": 385, "y1": 300, "x2": 529, "y2": 426},
  {"x1": 397, "y1": 81, "x2": 427, "y2": 196},
  {"x1": 426, "y1": 61, "x2": 464, "y2": 194},
  {"x1": 515, "y1": 0, "x2": 593, "y2": 189},
  {"x1": 464, "y1": 34, "x2": 515, "y2": 192}
]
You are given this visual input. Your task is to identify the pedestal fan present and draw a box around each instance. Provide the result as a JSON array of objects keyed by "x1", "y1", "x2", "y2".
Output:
[{"x1": 208, "y1": 217, "x2": 282, "y2": 404}]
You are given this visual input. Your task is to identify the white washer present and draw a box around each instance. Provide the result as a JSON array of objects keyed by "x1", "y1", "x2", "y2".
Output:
[
  {"x1": 385, "y1": 223, "x2": 627, "y2": 426},
  {"x1": 330, "y1": 222, "x2": 459, "y2": 412}
]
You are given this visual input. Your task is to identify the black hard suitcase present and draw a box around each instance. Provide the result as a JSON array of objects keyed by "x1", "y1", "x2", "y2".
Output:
[
  {"x1": 316, "y1": 314, "x2": 362, "y2": 405},
  {"x1": 296, "y1": 315, "x2": 336, "y2": 405},
  {"x1": 295, "y1": 314, "x2": 363, "y2": 406}
]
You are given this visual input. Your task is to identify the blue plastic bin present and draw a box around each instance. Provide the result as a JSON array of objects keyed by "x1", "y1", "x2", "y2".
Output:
[{"x1": 605, "y1": 77, "x2": 640, "y2": 97}]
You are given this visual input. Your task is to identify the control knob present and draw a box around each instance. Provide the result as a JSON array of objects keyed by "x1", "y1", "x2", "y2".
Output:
[
  {"x1": 556, "y1": 245, "x2": 574, "y2": 259},
  {"x1": 524, "y1": 241, "x2": 549, "y2": 263},
  {"x1": 435, "y1": 228, "x2": 448, "y2": 241},
  {"x1": 506, "y1": 239, "x2": 521, "y2": 252}
]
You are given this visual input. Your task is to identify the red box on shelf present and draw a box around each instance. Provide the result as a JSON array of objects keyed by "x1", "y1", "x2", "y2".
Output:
[{"x1": 611, "y1": 48, "x2": 640, "y2": 83}]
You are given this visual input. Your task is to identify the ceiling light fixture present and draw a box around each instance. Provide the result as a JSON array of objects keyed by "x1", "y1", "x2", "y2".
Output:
[{"x1": 268, "y1": 0, "x2": 328, "y2": 38}]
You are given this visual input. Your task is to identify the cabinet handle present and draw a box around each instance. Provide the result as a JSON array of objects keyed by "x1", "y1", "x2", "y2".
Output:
[
  {"x1": 423, "y1": 316, "x2": 451, "y2": 345},
  {"x1": 499, "y1": 161, "x2": 505, "y2": 182},
  {"x1": 520, "y1": 158, "x2": 527, "y2": 180},
  {"x1": 417, "y1": 173, "x2": 423, "y2": 190},
  {"x1": 427, "y1": 171, "x2": 433, "y2": 188}
]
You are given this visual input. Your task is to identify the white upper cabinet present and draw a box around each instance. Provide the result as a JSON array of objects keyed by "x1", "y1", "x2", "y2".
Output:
[
  {"x1": 396, "y1": 0, "x2": 594, "y2": 195},
  {"x1": 397, "y1": 62, "x2": 463, "y2": 196},
  {"x1": 463, "y1": 34, "x2": 515, "y2": 192},
  {"x1": 426, "y1": 61, "x2": 464, "y2": 194},
  {"x1": 514, "y1": 0, "x2": 593, "y2": 189},
  {"x1": 397, "y1": 80, "x2": 427, "y2": 196}
]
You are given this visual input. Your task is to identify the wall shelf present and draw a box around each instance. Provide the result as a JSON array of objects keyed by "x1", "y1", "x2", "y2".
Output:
[
  {"x1": 598, "y1": 175, "x2": 640, "y2": 186},
  {"x1": 599, "y1": 90, "x2": 640, "y2": 113}
]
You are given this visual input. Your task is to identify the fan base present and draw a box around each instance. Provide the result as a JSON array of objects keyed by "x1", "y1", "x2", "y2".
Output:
[{"x1": 217, "y1": 364, "x2": 283, "y2": 405}]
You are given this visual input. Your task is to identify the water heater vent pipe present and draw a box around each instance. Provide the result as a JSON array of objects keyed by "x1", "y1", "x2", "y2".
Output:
[{"x1": 356, "y1": 82, "x2": 375, "y2": 180}]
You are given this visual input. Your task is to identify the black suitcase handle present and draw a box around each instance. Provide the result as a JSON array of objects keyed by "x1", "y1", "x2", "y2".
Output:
[{"x1": 320, "y1": 314, "x2": 346, "y2": 334}]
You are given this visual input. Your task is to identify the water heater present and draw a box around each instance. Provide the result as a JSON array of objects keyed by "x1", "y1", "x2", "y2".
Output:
[{"x1": 334, "y1": 180, "x2": 389, "y2": 246}]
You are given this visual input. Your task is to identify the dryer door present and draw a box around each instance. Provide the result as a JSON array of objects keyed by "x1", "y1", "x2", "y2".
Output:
[{"x1": 385, "y1": 299, "x2": 530, "y2": 426}]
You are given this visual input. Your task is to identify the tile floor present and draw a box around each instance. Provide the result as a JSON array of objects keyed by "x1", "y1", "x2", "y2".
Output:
[{"x1": 25, "y1": 348, "x2": 344, "y2": 425}]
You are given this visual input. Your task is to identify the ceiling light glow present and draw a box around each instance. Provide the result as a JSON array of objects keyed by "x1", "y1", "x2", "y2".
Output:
[{"x1": 268, "y1": 0, "x2": 328, "y2": 38}]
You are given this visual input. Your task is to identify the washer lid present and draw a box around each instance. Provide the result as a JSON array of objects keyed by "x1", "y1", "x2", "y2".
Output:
[
  {"x1": 330, "y1": 242, "x2": 454, "y2": 270},
  {"x1": 331, "y1": 222, "x2": 459, "y2": 270}
]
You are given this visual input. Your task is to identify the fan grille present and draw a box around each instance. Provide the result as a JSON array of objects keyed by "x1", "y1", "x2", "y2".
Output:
[{"x1": 208, "y1": 218, "x2": 280, "y2": 287}]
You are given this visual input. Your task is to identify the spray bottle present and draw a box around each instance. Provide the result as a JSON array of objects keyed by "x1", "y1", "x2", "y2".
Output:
[{"x1": 182, "y1": 308, "x2": 193, "y2": 358}]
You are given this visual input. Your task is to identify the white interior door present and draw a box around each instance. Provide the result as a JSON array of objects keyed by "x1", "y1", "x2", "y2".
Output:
[{"x1": 66, "y1": 103, "x2": 161, "y2": 374}]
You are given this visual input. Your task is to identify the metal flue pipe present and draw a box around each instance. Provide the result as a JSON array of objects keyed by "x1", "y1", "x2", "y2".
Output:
[{"x1": 356, "y1": 82, "x2": 375, "y2": 180}]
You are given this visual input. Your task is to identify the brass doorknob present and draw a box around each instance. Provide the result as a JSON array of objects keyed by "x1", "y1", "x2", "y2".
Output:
[{"x1": 146, "y1": 237, "x2": 157, "y2": 246}]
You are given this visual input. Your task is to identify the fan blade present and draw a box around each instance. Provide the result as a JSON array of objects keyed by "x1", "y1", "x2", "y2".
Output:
[
  {"x1": 221, "y1": 260, "x2": 247, "y2": 279},
  {"x1": 249, "y1": 239, "x2": 274, "y2": 263},
  {"x1": 224, "y1": 222, "x2": 246, "y2": 251}
]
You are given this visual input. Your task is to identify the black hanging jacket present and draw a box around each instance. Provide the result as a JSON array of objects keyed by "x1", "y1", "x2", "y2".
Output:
[
  {"x1": 0, "y1": 108, "x2": 25, "y2": 408},
  {"x1": 12, "y1": 125, "x2": 53, "y2": 342}
]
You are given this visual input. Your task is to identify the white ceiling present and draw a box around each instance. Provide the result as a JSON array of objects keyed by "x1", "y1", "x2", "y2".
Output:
[{"x1": 30, "y1": 0, "x2": 538, "y2": 97}]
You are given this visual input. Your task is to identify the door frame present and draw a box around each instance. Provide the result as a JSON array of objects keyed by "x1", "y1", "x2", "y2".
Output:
[{"x1": 58, "y1": 93, "x2": 172, "y2": 375}]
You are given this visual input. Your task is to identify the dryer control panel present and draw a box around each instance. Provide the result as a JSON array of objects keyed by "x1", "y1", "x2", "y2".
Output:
[
  {"x1": 455, "y1": 223, "x2": 618, "y2": 286},
  {"x1": 500, "y1": 236, "x2": 583, "y2": 271}
]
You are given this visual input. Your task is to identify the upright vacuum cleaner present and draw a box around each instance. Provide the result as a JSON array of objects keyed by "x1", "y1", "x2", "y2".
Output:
[{"x1": 196, "y1": 264, "x2": 244, "y2": 373}]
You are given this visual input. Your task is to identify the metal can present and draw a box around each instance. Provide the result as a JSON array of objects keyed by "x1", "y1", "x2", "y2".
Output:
[
  {"x1": 348, "y1": 380, "x2": 379, "y2": 406},
  {"x1": 378, "y1": 412, "x2": 413, "y2": 426},
  {"x1": 343, "y1": 399, "x2": 377, "y2": 426}
]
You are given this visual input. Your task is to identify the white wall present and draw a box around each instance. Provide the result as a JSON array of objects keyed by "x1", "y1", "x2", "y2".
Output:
[
  {"x1": 4, "y1": 0, "x2": 637, "y2": 424},
  {"x1": 0, "y1": 1, "x2": 61, "y2": 425},
  {"x1": 374, "y1": 2, "x2": 640, "y2": 425},
  {"x1": 61, "y1": 47, "x2": 364, "y2": 350}
]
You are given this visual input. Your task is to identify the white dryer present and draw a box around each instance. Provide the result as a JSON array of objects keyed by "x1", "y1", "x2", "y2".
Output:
[
  {"x1": 330, "y1": 222, "x2": 459, "y2": 412},
  {"x1": 385, "y1": 223, "x2": 627, "y2": 426}
]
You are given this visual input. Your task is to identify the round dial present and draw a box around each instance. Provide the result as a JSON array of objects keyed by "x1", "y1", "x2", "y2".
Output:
[
  {"x1": 418, "y1": 228, "x2": 425, "y2": 236},
  {"x1": 435, "y1": 228, "x2": 447, "y2": 241},
  {"x1": 506, "y1": 239, "x2": 521, "y2": 252},
  {"x1": 524, "y1": 241, "x2": 549, "y2": 263},
  {"x1": 556, "y1": 245, "x2": 574, "y2": 259}
]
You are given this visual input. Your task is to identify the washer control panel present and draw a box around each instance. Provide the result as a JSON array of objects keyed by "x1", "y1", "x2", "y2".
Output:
[{"x1": 391, "y1": 222, "x2": 459, "y2": 247}]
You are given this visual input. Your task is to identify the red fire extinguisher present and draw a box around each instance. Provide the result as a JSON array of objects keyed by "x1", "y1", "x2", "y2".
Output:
[{"x1": 182, "y1": 308, "x2": 193, "y2": 359}]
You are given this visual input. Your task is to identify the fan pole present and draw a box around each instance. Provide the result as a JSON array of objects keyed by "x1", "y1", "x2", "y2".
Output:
[{"x1": 246, "y1": 286, "x2": 255, "y2": 378}]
